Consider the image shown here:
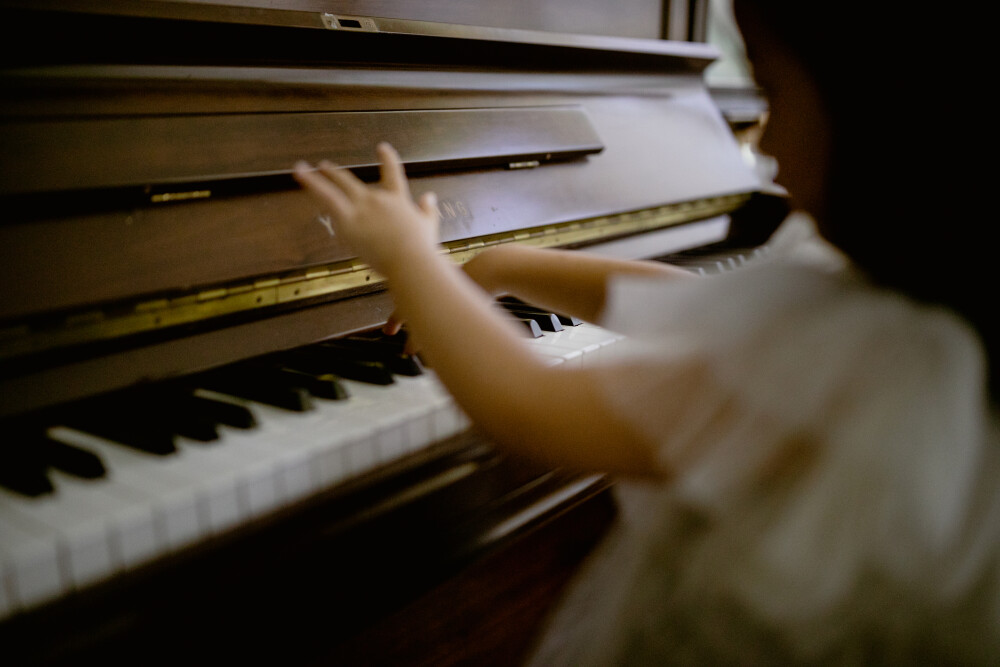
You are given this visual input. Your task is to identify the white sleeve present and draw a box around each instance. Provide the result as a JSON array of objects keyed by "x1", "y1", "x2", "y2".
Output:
[
  {"x1": 595, "y1": 257, "x2": 990, "y2": 541},
  {"x1": 529, "y1": 222, "x2": 1000, "y2": 665},
  {"x1": 595, "y1": 261, "x2": 851, "y2": 510}
]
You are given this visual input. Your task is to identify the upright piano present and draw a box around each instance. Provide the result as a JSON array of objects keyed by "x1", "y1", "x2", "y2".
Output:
[{"x1": 0, "y1": 1, "x2": 780, "y2": 664}]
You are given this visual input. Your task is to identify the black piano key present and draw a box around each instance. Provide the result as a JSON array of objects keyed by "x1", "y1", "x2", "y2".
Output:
[
  {"x1": 76, "y1": 387, "x2": 233, "y2": 453},
  {"x1": 554, "y1": 313, "x2": 583, "y2": 326},
  {"x1": 129, "y1": 390, "x2": 218, "y2": 442},
  {"x1": 64, "y1": 414, "x2": 178, "y2": 455},
  {"x1": 324, "y1": 338, "x2": 424, "y2": 377},
  {"x1": 41, "y1": 437, "x2": 106, "y2": 479},
  {"x1": 498, "y1": 296, "x2": 580, "y2": 328},
  {"x1": 276, "y1": 367, "x2": 351, "y2": 400},
  {"x1": 342, "y1": 332, "x2": 419, "y2": 355},
  {"x1": 514, "y1": 317, "x2": 543, "y2": 338},
  {"x1": 217, "y1": 360, "x2": 351, "y2": 401},
  {"x1": 158, "y1": 414, "x2": 218, "y2": 442},
  {"x1": 502, "y1": 307, "x2": 563, "y2": 332},
  {"x1": 0, "y1": 466, "x2": 53, "y2": 496},
  {"x1": 346, "y1": 328, "x2": 409, "y2": 346},
  {"x1": 135, "y1": 388, "x2": 224, "y2": 442},
  {"x1": 55, "y1": 393, "x2": 177, "y2": 455},
  {"x1": 317, "y1": 354, "x2": 395, "y2": 385},
  {"x1": 352, "y1": 328, "x2": 432, "y2": 370},
  {"x1": 198, "y1": 364, "x2": 316, "y2": 412},
  {"x1": 385, "y1": 355, "x2": 423, "y2": 376},
  {"x1": 283, "y1": 346, "x2": 396, "y2": 386},
  {"x1": 0, "y1": 438, "x2": 54, "y2": 496},
  {"x1": 188, "y1": 391, "x2": 258, "y2": 429}
]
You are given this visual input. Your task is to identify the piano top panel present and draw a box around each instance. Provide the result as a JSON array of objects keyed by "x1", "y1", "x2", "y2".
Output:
[
  {"x1": 0, "y1": 0, "x2": 716, "y2": 71},
  {"x1": 1, "y1": 0, "x2": 668, "y2": 40}
]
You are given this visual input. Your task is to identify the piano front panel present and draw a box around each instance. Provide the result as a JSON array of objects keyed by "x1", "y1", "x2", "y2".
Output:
[{"x1": 0, "y1": 68, "x2": 753, "y2": 322}]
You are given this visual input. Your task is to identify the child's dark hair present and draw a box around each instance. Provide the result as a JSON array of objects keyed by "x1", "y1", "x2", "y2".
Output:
[{"x1": 739, "y1": 1, "x2": 996, "y2": 398}]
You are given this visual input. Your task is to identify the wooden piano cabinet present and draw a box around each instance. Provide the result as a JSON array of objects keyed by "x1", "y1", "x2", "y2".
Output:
[
  {"x1": 329, "y1": 485, "x2": 617, "y2": 667},
  {"x1": 0, "y1": 436, "x2": 616, "y2": 667}
]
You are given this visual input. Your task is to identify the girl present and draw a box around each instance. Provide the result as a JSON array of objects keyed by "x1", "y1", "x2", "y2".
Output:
[{"x1": 294, "y1": 2, "x2": 999, "y2": 661}]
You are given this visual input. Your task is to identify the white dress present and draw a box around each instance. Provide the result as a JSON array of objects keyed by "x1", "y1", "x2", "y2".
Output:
[{"x1": 525, "y1": 215, "x2": 1000, "y2": 665}]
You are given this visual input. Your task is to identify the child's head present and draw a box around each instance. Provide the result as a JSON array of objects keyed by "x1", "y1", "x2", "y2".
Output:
[{"x1": 734, "y1": 1, "x2": 996, "y2": 396}]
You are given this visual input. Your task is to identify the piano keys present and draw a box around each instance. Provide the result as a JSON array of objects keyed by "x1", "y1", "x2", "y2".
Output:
[
  {"x1": 0, "y1": 317, "x2": 628, "y2": 663},
  {"x1": 1, "y1": 314, "x2": 627, "y2": 612}
]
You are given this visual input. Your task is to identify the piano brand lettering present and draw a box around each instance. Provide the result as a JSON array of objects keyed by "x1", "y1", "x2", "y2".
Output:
[
  {"x1": 317, "y1": 214, "x2": 336, "y2": 236},
  {"x1": 435, "y1": 198, "x2": 472, "y2": 223}
]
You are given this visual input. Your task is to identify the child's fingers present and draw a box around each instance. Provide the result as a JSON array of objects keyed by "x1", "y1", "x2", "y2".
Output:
[
  {"x1": 293, "y1": 162, "x2": 353, "y2": 218},
  {"x1": 376, "y1": 142, "x2": 409, "y2": 195},
  {"x1": 382, "y1": 312, "x2": 404, "y2": 335},
  {"x1": 416, "y1": 191, "x2": 439, "y2": 218},
  {"x1": 317, "y1": 160, "x2": 366, "y2": 199}
]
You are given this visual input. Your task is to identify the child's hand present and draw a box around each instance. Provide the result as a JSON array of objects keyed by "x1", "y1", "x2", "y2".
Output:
[
  {"x1": 293, "y1": 143, "x2": 440, "y2": 277},
  {"x1": 382, "y1": 251, "x2": 504, "y2": 339}
]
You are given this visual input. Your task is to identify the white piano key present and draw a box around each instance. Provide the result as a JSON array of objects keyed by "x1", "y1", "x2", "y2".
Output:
[
  {"x1": 229, "y1": 399, "x2": 349, "y2": 491},
  {"x1": 556, "y1": 322, "x2": 622, "y2": 348},
  {"x1": 344, "y1": 436, "x2": 379, "y2": 477},
  {"x1": 234, "y1": 399, "x2": 371, "y2": 489},
  {"x1": 154, "y1": 441, "x2": 243, "y2": 534},
  {"x1": 240, "y1": 418, "x2": 325, "y2": 503},
  {"x1": 47, "y1": 427, "x2": 205, "y2": 550},
  {"x1": 113, "y1": 502, "x2": 161, "y2": 567},
  {"x1": 171, "y1": 419, "x2": 284, "y2": 522},
  {"x1": 52, "y1": 421, "x2": 279, "y2": 547},
  {"x1": 0, "y1": 540, "x2": 11, "y2": 617},
  {"x1": 528, "y1": 339, "x2": 584, "y2": 366},
  {"x1": 236, "y1": 454, "x2": 280, "y2": 519},
  {"x1": 197, "y1": 394, "x2": 374, "y2": 503},
  {"x1": 165, "y1": 404, "x2": 288, "y2": 528},
  {"x1": 4, "y1": 432, "x2": 162, "y2": 578},
  {"x1": 316, "y1": 434, "x2": 349, "y2": 487},
  {"x1": 0, "y1": 561, "x2": 10, "y2": 618},
  {"x1": 275, "y1": 447, "x2": 320, "y2": 501},
  {"x1": 218, "y1": 371, "x2": 459, "y2": 488},
  {"x1": 336, "y1": 375, "x2": 462, "y2": 458},
  {"x1": 535, "y1": 324, "x2": 622, "y2": 366},
  {"x1": 47, "y1": 470, "x2": 159, "y2": 571},
  {"x1": 0, "y1": 486, "x2": 115, "y2": 591},
  {"x1": 160, "y1": 435, "x2": 277, "y2": 533},
  {"x1": 0, "y1": 512, "x2": 63, "y2": 613}
]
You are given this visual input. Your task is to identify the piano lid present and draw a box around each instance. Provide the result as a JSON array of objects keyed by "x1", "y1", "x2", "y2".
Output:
[
  {"x1": 0, "y1": 0, "x2": 719, "y2": 67},
  {"x1": 0, "y1": 106, "x2": 603, "y2": 203}
]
